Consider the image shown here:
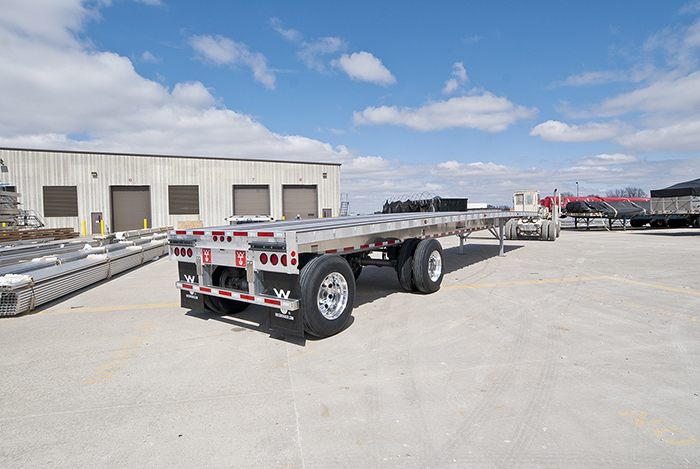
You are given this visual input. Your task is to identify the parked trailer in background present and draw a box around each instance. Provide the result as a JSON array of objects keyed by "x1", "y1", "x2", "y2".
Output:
[
  {"x1": 647, "y1": 178, "x2": 700, "y2": 228},
  {"x1": 168, "y1": 210, "x2": 535, "y2": 338}
]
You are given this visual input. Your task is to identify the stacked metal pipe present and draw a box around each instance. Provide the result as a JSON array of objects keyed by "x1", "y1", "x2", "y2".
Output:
[{"x1": 0, "y1": 231, "x2": 169, "y2": 316}]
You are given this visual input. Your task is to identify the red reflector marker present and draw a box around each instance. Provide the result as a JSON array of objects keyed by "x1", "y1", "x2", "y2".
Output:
[
  {"x1": 241, "y1": 294, "x2": 255, "y2": 301},
  {"x1": 193, "y1": 231, "x2": 205, "y2": 235},
  {"x1": 212, "y1": 231, "x2": 225, "y2": 236},
  {"x1": 220, "y1": 291, "x2": 232, "y2": 297},
  {"x1": 264, "y1": 298, "x2": 281, "y2": 306},
  {"x1": 175, "y1": 230, "x2": 186, "y2": 235},
  {"x1": 258, "y1": 232, "x2": 274, "y2": 237},
  {"x1": 233, "y1": 231, "x2": 247, "y2": 237},
  {"x1": 200, "y1": 287, "x2": 211, "y2": 293}
]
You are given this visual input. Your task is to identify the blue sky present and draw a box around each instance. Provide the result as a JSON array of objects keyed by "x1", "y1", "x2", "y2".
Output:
[{"x1": 2, "y1": 0, "x2": 700, "y2": 213}]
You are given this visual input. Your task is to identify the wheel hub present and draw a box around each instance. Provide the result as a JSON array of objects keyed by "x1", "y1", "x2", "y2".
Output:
[
  {"x1": 317, "y1": 272, "x2": 348, "y2": 320},
  {"x1": 427, "y1": 250, "x2": 442, "y2": 282}
]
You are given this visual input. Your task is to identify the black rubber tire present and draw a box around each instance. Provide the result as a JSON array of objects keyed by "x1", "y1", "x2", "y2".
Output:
[
  {"x1": 412, "y1": 238, "x2": 444, "y2": 294},
  {"x1": 510, "y1": 220, "x2": 519, "y2": 240},
  {"x1": 204, "y1": 267, "x2": 250, "y2": 315},
  {"x1": 547, "y1": 220, "x2": 556, "y2": 241},
  {"x1": 504, "y1": 220, "x2": 513, "y2": 240},
  {"x1": 396, "y1": 238, "x2": 420, "y2": 292},
  {"x1": 299, "y1": 255, "x2": 355, "y2": 338}
]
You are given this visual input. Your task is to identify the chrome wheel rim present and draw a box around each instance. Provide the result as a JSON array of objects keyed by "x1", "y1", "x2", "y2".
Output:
[
  {"x1": 428, "y1": 250, "x2": 442, "y2": 282},
  {"x1": 317, "y1": 272, "x2": 348, "y2": 320}
]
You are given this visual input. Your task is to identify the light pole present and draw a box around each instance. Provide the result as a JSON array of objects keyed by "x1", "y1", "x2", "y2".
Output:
[{"x1": 576, "y1": 181, "x2": 579, "y2": 197}]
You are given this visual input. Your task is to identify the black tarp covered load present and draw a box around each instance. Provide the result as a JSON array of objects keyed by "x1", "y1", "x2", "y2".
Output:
[
  {"x1": 382, "y1": 197, "x2": 468, "y2": 213},
  {"x1": 564, "y1": 200, "x2": 651, "y2": 217},
  {"x1": 650, "y1": 178, "x2": 700, "y2": 198}
]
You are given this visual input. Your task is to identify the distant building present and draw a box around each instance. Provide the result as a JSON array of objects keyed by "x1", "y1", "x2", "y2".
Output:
[{"x1": 0, "y1": 147, "x2": 340, "y2": 233}]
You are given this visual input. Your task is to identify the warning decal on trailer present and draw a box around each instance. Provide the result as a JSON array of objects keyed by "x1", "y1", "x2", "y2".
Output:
[
  {"x1": 202, "y1": 248, "x2": 211, "y2": 264},
  {"x1": 235, "y1": 250, "x2": 246, "y2": 267}
]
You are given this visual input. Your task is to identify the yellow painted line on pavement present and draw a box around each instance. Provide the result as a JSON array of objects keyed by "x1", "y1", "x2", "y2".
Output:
[
  {"x1": 610, "y1": 277, "x2": 700, "y2": 296},
  {"x1": 444, "y1": 275, "x2": 700, "y2": 297},
  {"x1": 442, "y1": 276, "x2": 608, "y2": 290},
  {"x1": 41, "y1": 302, "x2": 179, "y2": 315}
]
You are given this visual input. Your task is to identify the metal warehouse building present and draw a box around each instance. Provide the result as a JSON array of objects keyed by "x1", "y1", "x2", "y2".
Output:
[{"x1": 0, "y1": 148, "x2": 341, "y2": 234}]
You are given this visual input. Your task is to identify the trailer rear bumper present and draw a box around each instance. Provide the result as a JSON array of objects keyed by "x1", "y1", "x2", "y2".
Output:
[{"x1": 176, "y1": 281, "x2": 300, "y2": 311}]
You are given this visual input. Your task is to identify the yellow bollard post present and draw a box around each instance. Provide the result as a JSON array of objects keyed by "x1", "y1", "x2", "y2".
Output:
[
  {"x1": 144, "y1": 219, "x2": 147, "y2": 229},
  {"x1": 82, "y1": 220, "x2": 86, "y2": 236},
  {"x1": 101, "y1": 220, "x2": 104, "y2": 235}
]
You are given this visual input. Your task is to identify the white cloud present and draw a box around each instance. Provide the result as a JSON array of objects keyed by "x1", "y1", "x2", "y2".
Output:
[
  {"x1": 269, "y1": 18, "x2": 345, "y2": 73},
  {"x1": 269, "y1": 17, "x2": 302, "y2": 42},
  {"x1": 141, "y1": 51, "x2": 160, "y2": 63},
  {"x1": 332, "y1": 51, "x2": 396, "y2": 86},
  {"x1": 573, "y1": 153, "x2": 639, "y2": 166},
  {"x1": 354, "y1": 92, "x2": 537, "y2": 132},
  {"x1": 596, "y1": 71, "x2": 700, "y2": 116},
  {"x1": 555, "y1": 70, "x2": 629, "y2": 87},
  {"x1": 188, "y1": 34, "x2": 276, "y2": 90},
  {"x1": 613, "y1": 118, "x2": 700, "y2": 152},
  {"x1": 462, "y1": 35, "x2": 481, "y2": 45},
  {"x1": 530, "y1": 120, "x2": 632, "y2": 142},
  {"x1": 298, "y1": 37, "x2": 346, "y2": 73},
  {"x1": 442, "y1": 62, "x2": 469, "y2": 94}
]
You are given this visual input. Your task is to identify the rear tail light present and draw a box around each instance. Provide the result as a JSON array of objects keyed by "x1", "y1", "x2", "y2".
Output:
[
  {"x1": 260, "y1": 253, "x2": 268, "y2": 264},
  {"x1": 281, "y1": 255, "x2": 287, "y2": 266},
  {"x1": 174, "y1": 247, "x2": 180, "y2": 256},
  {"x1": 187, "y1": 248, "x2": 193, "y2": 257},
  {"x1": 271, "y1": 254, "x2": 278, "y2": 265}
]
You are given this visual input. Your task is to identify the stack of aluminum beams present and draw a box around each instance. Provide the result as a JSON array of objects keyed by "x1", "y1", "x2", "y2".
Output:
[{"x1": 0, "y1": 233, "x2": 169, "y2": 316}]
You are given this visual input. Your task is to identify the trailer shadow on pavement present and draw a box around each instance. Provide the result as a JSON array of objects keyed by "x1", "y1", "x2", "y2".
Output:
[
  {"x1": 185, "y1": 306, "x2": 310, "y2": 345},
  {"x1": 183, "y1": 240, "x2": 523, "y2": 344},
  {"x1": 352, "y1": 242, "x2": 525, "y2": 309}
]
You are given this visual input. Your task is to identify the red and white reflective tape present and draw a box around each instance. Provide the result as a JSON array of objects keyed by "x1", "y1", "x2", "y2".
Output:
[
  {"x1": 174, "y1": 230, "x2": 278, "y2": 238},
  {"x1": 313, "y1": 226, "x2": 489, "y2": 255},
  {"x1": 178, "y1": 282, "x2": 298, "y2": 310}
]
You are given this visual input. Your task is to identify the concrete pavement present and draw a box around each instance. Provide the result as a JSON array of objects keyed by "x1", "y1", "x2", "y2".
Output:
[{"x1": 1, "y1": 227, "x2": 699, "y2": 468}]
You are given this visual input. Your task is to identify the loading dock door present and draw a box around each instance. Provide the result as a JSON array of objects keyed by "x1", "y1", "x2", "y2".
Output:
[
  {"x1": 111, "y1": 186, "x2": 151, "y2": 232},
  {"x1": 283, "y1": 185, "x2": 318, "y2": 220},
  {"x1": 233, "y1": 185, "x2": 270, "y2": 216}
]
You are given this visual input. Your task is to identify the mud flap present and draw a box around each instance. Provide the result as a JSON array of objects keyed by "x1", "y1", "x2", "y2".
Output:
[
  {"x1": 178, "y1": 262, "x2": 204, "y2": 311},
  {"x1": 263, "y1": 271, "x2": 304, "y2": 337}
]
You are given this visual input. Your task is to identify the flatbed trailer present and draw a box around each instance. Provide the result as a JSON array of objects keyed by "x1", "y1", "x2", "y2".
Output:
[{"x1": 168, "y1": 210, "x2": 535, "y2": 338}]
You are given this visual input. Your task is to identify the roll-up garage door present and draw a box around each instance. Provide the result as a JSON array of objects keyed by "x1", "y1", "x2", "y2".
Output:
[
  {"x1": 283, "y1": 185, "x2": 318, "y2": 220},
  {"x1": 233, "y1": 185, "x2": 270, "y2": 216},
  {"x1": 111, "y1": 186, "x2": 151, "y2": 232}
]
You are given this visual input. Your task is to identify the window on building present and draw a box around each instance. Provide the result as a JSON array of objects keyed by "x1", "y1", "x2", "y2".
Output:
[
  {"x1": 168, "y1": 185, "x2": 200, "y2": 215},
  {"x1": 43, "y1": 186, "x2": 79, "y2": 217}
]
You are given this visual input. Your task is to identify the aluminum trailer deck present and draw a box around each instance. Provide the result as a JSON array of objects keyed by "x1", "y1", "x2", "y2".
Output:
[{"x1": 169, "y1": 210, "x2": 535, "y2": 338}]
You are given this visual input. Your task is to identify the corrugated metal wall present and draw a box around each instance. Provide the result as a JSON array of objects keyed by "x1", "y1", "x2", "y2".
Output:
[{"x1": 0, "y1": 148, "x2": 341, "y2": 232}]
